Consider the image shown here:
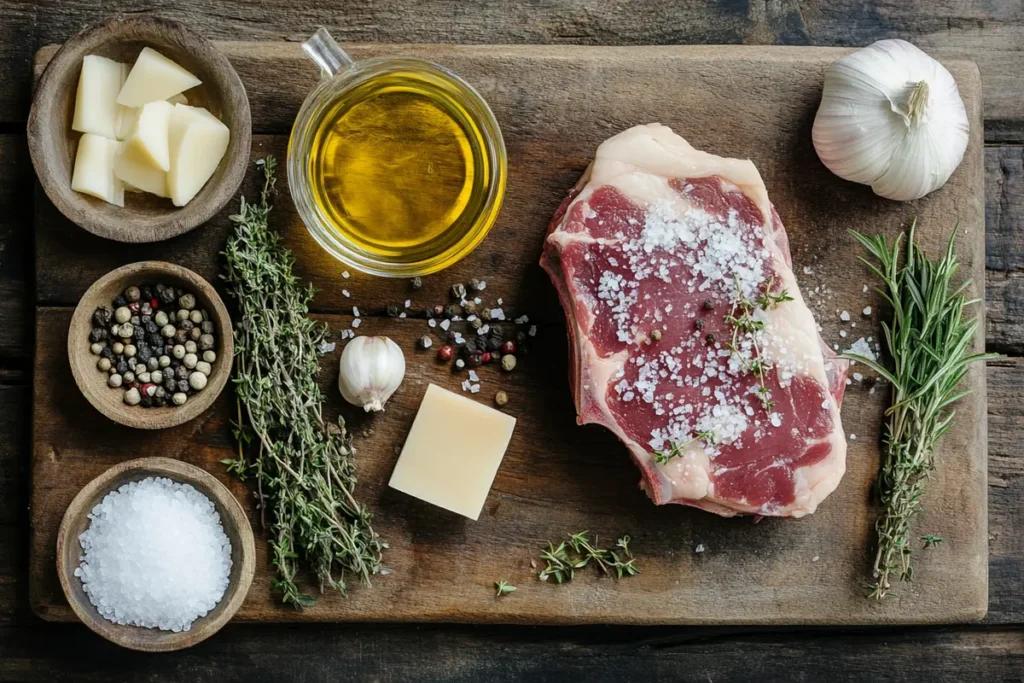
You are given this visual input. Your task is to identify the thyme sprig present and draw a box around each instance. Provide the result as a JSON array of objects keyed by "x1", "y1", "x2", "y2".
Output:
[
  {"x1": 653, "y1": 431, "x2": 716, "y2": 464},
  {"x1": 221, "y1": 157, "x2": 384, "y2": 608},
  {"x1": 538, "y1": 532, "x2": 639, "y2": 582},
  {"x1": 842, "y1": 223, "x2": 995, "y2": 600},
  {"x1": 724, "y1": 276, "x2": 792, "y2": 412},
  {"x1": 494, "y1": 579, "x2": 517, "y2": 597}
]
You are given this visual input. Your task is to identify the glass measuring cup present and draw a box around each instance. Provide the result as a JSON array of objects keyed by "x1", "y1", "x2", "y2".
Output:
[{"x1": 288, "y1": 29, "x2": 507, "y2": 278}]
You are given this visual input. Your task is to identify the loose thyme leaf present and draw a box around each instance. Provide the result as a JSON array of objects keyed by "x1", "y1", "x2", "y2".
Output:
[
  {"x1": 222, "y1": 157, "x2": 384, "y2": 608},
  {"x1": 921, "y1": 534, "x2": 943, "y2": 549},
  {"x1": 494, "y1": 579, "x2": 517, "y2": 597},
  {"x1": 843, "y1": 222, "x2": 995, "y2": 600}
]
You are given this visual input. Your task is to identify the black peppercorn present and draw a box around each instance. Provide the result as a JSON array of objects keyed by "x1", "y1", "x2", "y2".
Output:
[
  {"x1": 487, "y1": 337, "x2": 502, "y2": 352},
  {"x1": 154, "y1": 395, "x2": 167, "y2": 407},
  {"x1": 177, "y1": 379, "x2": 190, "y2": 394},
  {"x1": 200, "y1": 321, "x2": 215, "y2": 334},
  {"x1": 140, "y1": 314, "x2": 152, "y2": 325},
  {"x1": 155, "y1": 283, "x2": 166, "y2": 295},
  {"x1": 706, "y1": 333, "x2": 717, "y2": 345},
  {"x1": 444, "y1": 304, "x2": 463, "y2": 318},
  {"x1": 159, "y1": 287, "x2": 176, "y2": 305},
  {"x1": 137, "y1": 346, "x2": 153, "y2": 363},
  {"x1": 140, "y1": 394, "x2": 153, "y2": 408},
  {"x1": 148, "y1": 333, "x2": 163, "y2": 347},
  {"x1": 386, "y1": 303, "x2": 400, "y2": 317},
  {"x1": 133, "y1": 326, "x2": 145, "y2": 341},
  {"x1": 100, "y1": 347, "x2": 115, "y2": 360},
  {"x1": 92, "y1": 307, "x2": 113, "y2": 327},
  {"x1": 703, "y1": 299, "x2": 715, "y2": 311},
  {"x1": 516, "y1": 331, "x2": 528, "y2": 344},
  {"x1": 141, "y1": 285, "x2": 153, "y2": 301},
  {"x1": 164, "y1": 378, "x2": 177, "y2": 393},
  {"x1": 465, "y1": 339, "x2": 479, "y2": 354},
  {"x1": 89, "y1": 328, "x2": 107, "y2": 343},
  {"x1": 113, "y1": 295, "x2": 128, "y2": 308},
  {"x1": 173, "y1": 329, "x2": 188, "y2": 345},
  {"x1": 179, "y1": 320, "x2": 194, "y2": 333},
  {"x1": 145, "y1": 321, "x2": 158, "y2": 334},
  {"x1": 695, "y1": 319, "x2": 705, "y2": 331},
  {"x1": 411, "y1": 276, "x2": 423, "y2": 290},
  {"x1": 116, "y1": 360, "x2": 129, "y2": 375},
  {"x1": 175, "y1": 366, "x2": 189, "y2": 380}
]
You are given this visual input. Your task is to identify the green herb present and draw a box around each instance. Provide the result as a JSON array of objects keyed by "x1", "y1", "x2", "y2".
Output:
[
  {"x1": 538, "y1": 532, "x2": 639, "y2": 582},
  {"x1": 921, "y1": 534, "x2": 943, "y2": 549},
  {"x1": 494, "y1": 579, "x2": 517, "y2": 597},
  {"x1": 221, "y1": 157, "x2": 384, "y2": 608},
  {"x1": 653, "y1": 431, "x2": 716, "y2": 464},
  {"x1": 724, "y1": 276, "x2": 790, "y2": 412},
  {"x1": 843, "y1": 223, "x2": 995, "y2": 600}
]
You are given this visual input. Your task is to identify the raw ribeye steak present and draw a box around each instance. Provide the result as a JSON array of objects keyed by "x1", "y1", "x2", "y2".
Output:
[{"x1": 541, "y1": 124, "x2": 848, "y2": 517}]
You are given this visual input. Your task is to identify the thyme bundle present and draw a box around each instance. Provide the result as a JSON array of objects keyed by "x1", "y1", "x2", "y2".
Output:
[
  {"x1": 844, "y1": 223, "x2": 994, "y2": 599},
  {"x1": 221, "y1": 157, "x2": 384, "y2": 608}
]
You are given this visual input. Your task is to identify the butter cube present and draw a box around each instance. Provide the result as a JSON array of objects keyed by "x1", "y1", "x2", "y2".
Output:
[
  {"x1": 117, "y1": 47, "x2": 201, "y2": 107},
  {"x1": 114, "y1": 144, "x2": 168, "y2": 197},
  {"x1": 389, "y1": 384, "x2": 516, "y2": 520},
  {"x1": 115, "y1": 106, "x2": 139, "y2": 141},
  {"x1": 167, "y1": 104, "x2": 230, "y2": 207},
  {"x1": 122, "y1": 100, "x2": 174, "y2": 172},
  {"x1": 71, "y1": 133, "x2": 124, "y2": 207},
  {"x1": 72, "y1": 55, "x2": 127, "y2": 139}
]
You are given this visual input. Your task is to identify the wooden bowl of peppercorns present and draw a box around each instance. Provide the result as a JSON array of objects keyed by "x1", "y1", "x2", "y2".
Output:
[{"x1": 69, "y1": 261, "x2": 233, "y2": 429}]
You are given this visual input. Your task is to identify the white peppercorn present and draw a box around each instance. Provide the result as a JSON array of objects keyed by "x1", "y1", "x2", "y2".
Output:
[
  {"x1": 184, "y1": 340, "x2": 197, "y2": 354},
  {"x1": 108, "y1": 374, "x2": 122, "y2": 388},
  {"x1": 124, "y1": 387, "x2": 141, "y2": 405},
  {"x1": 190, "y1": 327, "x2": 202, "y2": 341},
  {"x1": 202, "y1": 350, "x2": 216, "y2": 363},
  {"x1": 97, "y1": 358, "x2": 112, "y2": 372},
  {"x1": 177, "y1": 309, "x2": 190, "y2": 322},
  {"x1": 154, "y1": 311, "x2": 169, "y2": 327},
  {"x1": 127, "y1": 357, "x2": 138, "y2": 369},
  {"x1": 161, "y1": 324, "x2": 176, "y2": 338},
  {"x1": 146, "y1": 356, "x2": 159, "y2": 371},
  {"x1": 125, "y1": 286, "x2": 141, "y2": 302},
  {"x1": 151, "y1": 370, "x2": 163, "y2": 384},
  {"x1": 158, "y1": 355, "x2": 171, "y2": 368},
  {"x1": 114, "y1": 307, "x2": 131, "y2": 324},
  {"x1": 195, "y1": 361, "x2": 212, "y2": 376},
  {"x1": 90, "y1": 342, "x2": 103, "y2": 355},
  {"x1": 189, "y1": 310, "x2": 203, "y2": 324},
  {"x1": 172, "y1": 392, "x2": 188, "y2": 406},
  {"x1": 189, "y1": 371, "x2": 208, "y2": 391},
  {"x1": 179, "y1": 293, "x2": 196, "y2": 310},
  {"x1": 123, "y1": 344, "x2": 137, "y2": 358},
  {"x1": 137, "y1": 371, "x2": 151, "y2": 383},
  {"x1": 112, "y1": 342, "x2": 124, "y2": 355},
  {"x1": 123, "y1": 371, "x2": 135, "y2": 383},
  {"x1": 119, "y1": 323, "x2": 134, "y2": 338},
  {"x1": 172, "y1": 344, "x2": 186, "y2": 359},
  {"x1": 183, "y1": 353, "x2": 198, "y2": 369},
  {"x1": 154, "y1": 386, "x2": 166, "y2": 399}
]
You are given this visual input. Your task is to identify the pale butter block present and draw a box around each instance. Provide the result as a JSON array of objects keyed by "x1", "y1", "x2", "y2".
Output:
[
  {"x1": 117, "y1": 95, "x2": 188, "y2": 141},
  {"x1": 117, "y1": 47, "x2": 201, "y2": 107},
  {"x1": 389, "y1": 384, "x2": 516, "y2": 520},
  {"x1": 114, "y1": 143, "x2": 168, "y2": 197},
  {"x1": 167, "y1": 104, "x2": 230, "y2": 207},
  {"x1": 122, "y1": 100, "x2": 174, "y2": 172},
  {"x1": 71, "y1": 133, "x2": 124, "y2": 206},
  {"x1": 72, "y1": 55, "x2": 128, "y2": 139}
]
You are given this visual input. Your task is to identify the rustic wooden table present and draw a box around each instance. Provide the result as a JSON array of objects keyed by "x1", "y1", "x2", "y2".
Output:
[{"x1": 1, "y1": 2, "x2": 1022, "y2": 680}]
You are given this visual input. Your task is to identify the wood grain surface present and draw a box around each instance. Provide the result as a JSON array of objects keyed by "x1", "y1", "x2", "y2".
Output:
[
  {"x1": 3, "y1": 2, "x2": 1024, "y2": 681},
  {"x1": 29, "y1": 43, "x2": 988, "y2": 625}
]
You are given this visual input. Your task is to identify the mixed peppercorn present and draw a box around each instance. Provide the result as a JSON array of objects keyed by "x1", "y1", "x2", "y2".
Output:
[{"x1": 88, "y1": 283, "x2": 218, "y2": 408}]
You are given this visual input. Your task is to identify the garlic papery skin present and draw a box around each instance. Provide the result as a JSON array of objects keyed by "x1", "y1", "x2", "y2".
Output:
[
  {"x1": 338, "y1": 335, "x2": 406, "y2": 412},
  {"x1": 812, "y1": 39, "x2": 969, "y2": 201}
]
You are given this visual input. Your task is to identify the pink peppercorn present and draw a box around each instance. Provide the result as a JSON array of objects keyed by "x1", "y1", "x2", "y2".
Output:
[{"x1": 437, "y1": 345, "x2": 454, "y2": 361}]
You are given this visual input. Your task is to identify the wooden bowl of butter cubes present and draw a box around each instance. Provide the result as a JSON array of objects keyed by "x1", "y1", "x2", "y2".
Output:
[{"x1": 28, "y1": 15, "x2": 252, "y2": 243}]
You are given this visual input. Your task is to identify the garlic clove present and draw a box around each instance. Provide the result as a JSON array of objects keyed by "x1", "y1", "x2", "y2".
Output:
[{"x1": 337, "y1": 335, "x2": 406, "y2": 412}]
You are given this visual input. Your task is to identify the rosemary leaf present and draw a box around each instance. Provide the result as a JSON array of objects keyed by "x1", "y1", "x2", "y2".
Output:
[
  {"x1": 843, "y1": 222, "x2": 995, "y2": 600},
  {"x1": 221, "y1": 157, "x2": 384, "y2": 608}
]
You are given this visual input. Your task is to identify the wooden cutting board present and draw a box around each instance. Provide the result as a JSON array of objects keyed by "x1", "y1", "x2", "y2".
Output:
[{"x1": 30, "y1": 43, "x2": 987, "y2": 625}]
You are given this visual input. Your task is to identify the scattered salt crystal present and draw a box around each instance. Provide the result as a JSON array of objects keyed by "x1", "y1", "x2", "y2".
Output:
[
  {"x1": 317, "y1": 341, "x2": 336, "y2": 354},
  {"x1": 529, "y1": 325, "x2": 538, "y2": 337},
  {"x1": 852, "y1": 372, "x2": 863, "y2": 382},
  {"x1": 802, "y1": 266, "x2": 814, "y2": 275},
  {"x1": 474, "y1": 297, "x2": 482, "y2": 305},
  {"x1": 75, "y1": 477, "x2": 232, "y2": 632},
  {"x1": 478, "y1": 324, "x2": 490, "y2": 335},
  {"x1": 845, "y1": 378, "x2": 852, "y2": 386},
  {"x1": 850, "y1": 434, "x2": 857, "y2": 441},
  {"x1": 428, "y1": 319, "x2": 437, "y2": 328},
  {"x1": 812, "y1": 555, "x2": 820, "y2": 562},
  {"x1": 839, "y1": 330, "x2": 848, "y2": 338},
  {"x1": 405, "y1": 299, "x2": 411, "y2": 308},
  {"x1": 468, "y1": 370, "x2": 480, "y2": 382},
  {"x1": 863, "y1": 306, "x2": 872, "y2": 316},
  {"x1": 497, "y1": 298, "x2": 503, "y2": 305},
  {"x1": 839, "y1": 310, "x2": 850, "y2": 321},
  {"x1": 342, "y1": 289, "x2": 350, "y2": 298},
  {"x1": 515, "y1": 315, "x2": 529, "y2": 324},
  {"x1": 343, "y1": 271, "x2": 351, "y2": 279},
  {"x1": 399, "y1": 312, "x2": 407, "y2": 319},
  {"x1": 461, "y1": 380, "x2": 471, "y2": 392},
  {"x1": 862, "y1": 284, "x2": 868, "y2": 293},
  {"x1": 470, "y1": 383, "x2": 481, "y2": 394},
  {"x1": 694, "y1": 544, "x2": 706, "y2": 554},
  {"x1": 843, "y1": 337, "x2": 876, "y2": 362},
  {"x1": 833, "y1": 344, "x2": 839, "y2": 350},
  {"x1": 352, "y1": 306, "x2": 360, "y2": 317},
  {"x1": 490, "y1": 308, "x2": 506, "y2": 321},
  {"x1": 352, "y1": 319, "x2": 361, "y2": 328},
  {"x1": 440, "y1": 319, "x2": 451, "y2": 331}
]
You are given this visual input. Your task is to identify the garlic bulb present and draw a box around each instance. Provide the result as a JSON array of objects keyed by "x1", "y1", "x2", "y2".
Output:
[
  {"x1": 812, "y1": 39, "x2": 969, "y2": 201},
  {"x1": 338, "y1": 335, "x2": 406, "y2": 412}
]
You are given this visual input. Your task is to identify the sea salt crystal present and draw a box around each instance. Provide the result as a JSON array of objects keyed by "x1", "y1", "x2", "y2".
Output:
[
  {"x1": 470, "y1": 383, "x2": 481, "y2": 394},
  {"x1": 843, "y1": 337, "x2": 876, "y2": 362},
  {"x1": 529, "y1": 325, "x2": 538, "y2": 337},
  {"x1": 74, "y1": 477, "x2": 232, "y2": 632},
  {"x1": 352, "y1": 306, "x2": 360, "y2": 317},
  {"x1": 440, "y1": 319, "x2": 451, "y2": 331},
  {"x1": 399, "y1": 312, "x2": 407, "y2": 319},
  {"x1": 468, "y1": 370, "x2": 480, "y2": 382},
  {"x1": 839, "y1": 310, "x2": 850, "y2": 321},
  {"x1": 352, "y1": 319, "x2": 361, "y2": 328},
  {"x1": 405, "y1": 299, "x2": 411, "y2": 308},
  {"x1": 428, "y1": 319, "x2": 437, "y2": 328},
  {"x1": 343, "y1": 271, "x2": 351, "y2": 279},
  {"x1": 839, "y1": 330, "x2": 848, "y2": 338},
  {"x1": 862, "y1": 284, "x2": 868, "y2": 293},
  {"x1": 863, "y1": 306, "x2": 872, "y2": 316},
  {"x1": 342, "y1": 289, "x2": 350, "y2": 298},
  {"x1": 853, "y1": 372, "x2": 863, "y2": 382},
  {"x1": 802, "y1": 266, "x2": 814, "y2": 275},
  {"x1": 849, "y1": 434, "x2": 857, "y2": 441},
  {"x1": 515, "y1": 315, "x2": 529, "y2": 324},
  {"x1": 694, "y1": 544, "x2": 706, "y2": 554}
]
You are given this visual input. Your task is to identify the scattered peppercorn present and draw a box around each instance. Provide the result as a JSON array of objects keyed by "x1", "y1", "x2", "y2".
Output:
[
  {"x1": 433, "y1": 304, "x2": 444, "y2": 316},
  {"x1": 695, "y1": 319, "x2": 705, "y2": 331},
  {"x1": 481, "y1": 352, "x2": 492, "y2": 364},
  {"x1": 467, "y1": 353, "x2": 483, "y2": 368},
  {"x1": 411, "y1": 277, "x2": 423, "y2": 289},
  {"x1": 650, "y1": 329, "x2": 663, "y2": 342},
  {"x1": 438, "y1": 345, "x2": 454, "y2": 361},
  {"x1": 470, "y1": 318, "x2": 483, "y2": 330},
  {"x1": 494, "y1": 390, "x2": 508, "y2": 406},
  {"x1": 501, "y1": 340, "x2": 516, "y2": 355},
  {"x1": 444, "y1": 304, "x2": 463, "y2": 318},
  {"x1": 706, "y1": 333, "x2": 717, "y2": 345},
  {"x1": 703, "y1": 299, "x2": 715, "y2": 311},
  {"x1": 501, "y1": 354, "x2": 517, "y2": 372},
  {"x1": 387, "y1": 303, "x2": 400, "y2": 317}
]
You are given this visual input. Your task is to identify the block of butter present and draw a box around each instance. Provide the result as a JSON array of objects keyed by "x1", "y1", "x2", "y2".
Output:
[{"x1": 389, "y1": 384, "x2": 516, "y2": 520}]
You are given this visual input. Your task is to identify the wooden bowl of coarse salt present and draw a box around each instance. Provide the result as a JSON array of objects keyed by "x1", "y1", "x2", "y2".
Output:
[{"x1": 56, "y1": 457, "x2": 255, "y2": 652}]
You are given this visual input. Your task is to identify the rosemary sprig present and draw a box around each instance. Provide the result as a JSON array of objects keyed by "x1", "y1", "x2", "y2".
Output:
[
  {"x1": 653, "y1": 431, "x2": 716, "y2": 464},
  {"x1": 221, "y1": 157, "x2": 384, "y2": 608},
  {"x1": 724, "y1": 276, "x2": 790, "y2": 412},
  {"x1": 538, "y1": 532, "x2": 640, "y2": 582},
  {"x1": 494, "y1": 579, "x2": 517, "y2": 597},
  {"x1": 842, "y1": 222, "x2": 995, "y2": 600}
]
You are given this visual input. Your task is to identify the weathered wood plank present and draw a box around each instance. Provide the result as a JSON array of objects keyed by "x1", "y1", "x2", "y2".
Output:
[
  {"x1": 1, "y1": 622, "x2": 1022, "y2": 682},
  {"x1": 0, "y1": 385, "x2": 30, "y2": 625},
  {"x1": 11, "y1": 2, "x2": 1024, "y2": 140},
  {"x1": 985, "y1": 145, "x2": 1024, "y2": 354},
  {"x1": 0, "y1": 136, "x2": 31, "y2": 359}
]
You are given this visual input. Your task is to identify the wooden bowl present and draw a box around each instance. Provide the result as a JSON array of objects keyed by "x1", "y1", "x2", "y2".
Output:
[
  {"x1": 69, "y1": 261, "x2": 234, "y2": 429},
  {"x1": 57, "y1": 456, "x2": 255, "y2": 652},
  {"x1": 27, "y1": 15, "x2": 252, "y2": 243}
]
